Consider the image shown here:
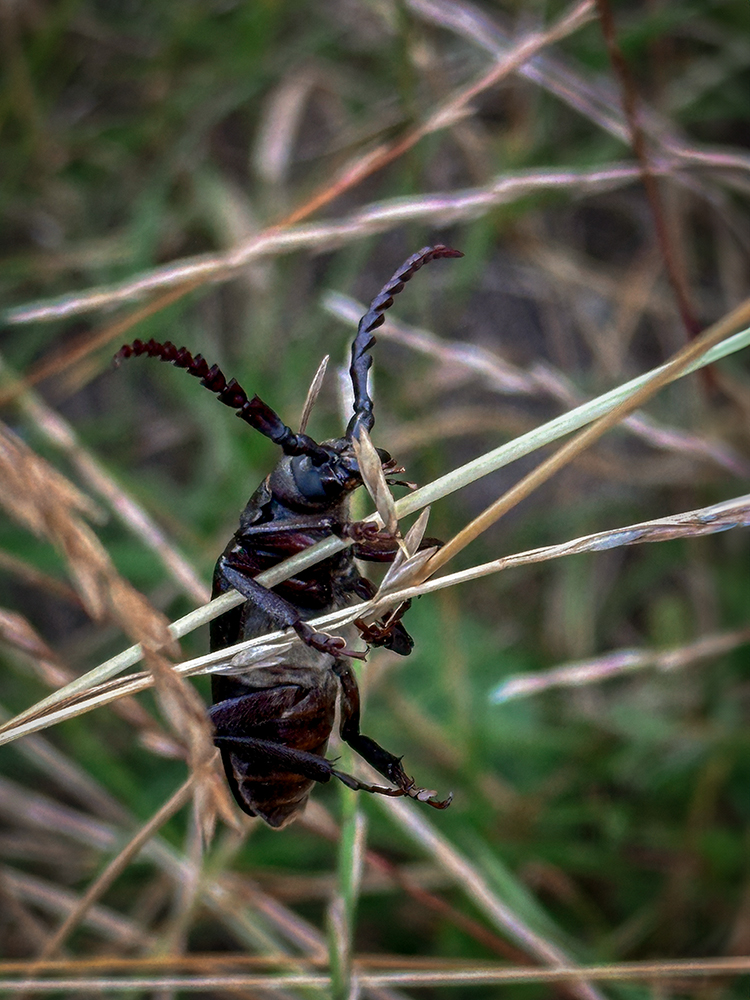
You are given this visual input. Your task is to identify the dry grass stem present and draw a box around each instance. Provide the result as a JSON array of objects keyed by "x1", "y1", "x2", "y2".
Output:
[
  {"x1": 422, "y1": 298, "x2": 750, "y2": 576},
  {"x1": 25, "y1": 778, "x2": 194, "y2": 966},
  {"x1": 3, "y1": 952, "x2": 750, "y2": 979},
  {"x1": 493, "y1": 626, "x2": 750, "y2": 702},
  {"x1": 5, "y1": 162, "x2": 710, "y2": 332},
  {"x1": 371, "y1": 492, "x2": 750, "y2": 607},
  {"x1": 386, "y1": 317, "x2": 750, "y2": 521},
  {"x1": 4, "y1": 956, "x2": 750, "y2": 993},
  {"x1": 2, "y1": 334, "x2": 749, "y2": 747}
]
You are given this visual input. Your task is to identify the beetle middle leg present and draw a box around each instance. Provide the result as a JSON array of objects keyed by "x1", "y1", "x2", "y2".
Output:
[
  {"x1": 334, "y1": 660, "x2": 452, "y2": 809},
  {"x1": 218, "y1": 555, "x2": 367, "y2": 660}
]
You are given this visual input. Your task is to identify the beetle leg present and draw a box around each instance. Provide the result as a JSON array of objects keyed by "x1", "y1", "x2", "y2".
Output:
[
  {"x1": 218, "y1": 556, "x2": 367, "y2": 660},
  {"x1": 348, "y1": 574, "x2": 414, "y2": 656},
  {"x1": 353, "y1": 601, "x2": 414, "y2": 656},
  {"x1": 213, "y1": 734, "x2": 413, "y2": 799},
  {"x1": 342, "y1": 521, "x2": 400, "y2": 562},
  {"x1": 344, "y1": 521, "x2": 444, "y2": 563},
  {"x1": 338, "y1": 564, "x2": 413, "y2": 654},
  {"x1": 213, "y1": 735, "x2": 337, "y2": 782},
  {"x1": 329, "y1": 769, "x2": 415, "y2": 798},
  {"x1": 334, "y1": 661, "x2": 452, "y2": 809},
  {"x1": 295, "y1": 620, "x2": 366, "y2": 661}
]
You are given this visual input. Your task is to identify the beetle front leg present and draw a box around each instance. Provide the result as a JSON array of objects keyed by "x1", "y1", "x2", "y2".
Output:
[
  {"x1": 334, "y1": 661, "x2": 452, "y2": 809},
  {"x1": 353, "y1": 600, "x2": 413, "y2": 655},
  {"x1": 342, "y1": 521, "x2": 400, "y2": 562},
  {"x1": 218, "y1": 556, "x2": 367, "y2": 660},
  {"x1": 343, "y1": 520, "x2": 443, "y2": 563},
  {"x1": 349, "y1": 573, "x2": 414, "y2": 656}
]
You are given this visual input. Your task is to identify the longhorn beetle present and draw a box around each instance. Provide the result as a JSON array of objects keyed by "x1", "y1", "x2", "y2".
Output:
[{"x1": 116, "y1": 246, "x2": 462, "y2": 827}]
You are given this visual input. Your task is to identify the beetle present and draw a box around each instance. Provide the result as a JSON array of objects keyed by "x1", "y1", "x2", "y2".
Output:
[{"x1": 116, "y1": 245, "x2": 462, "y2": 827}]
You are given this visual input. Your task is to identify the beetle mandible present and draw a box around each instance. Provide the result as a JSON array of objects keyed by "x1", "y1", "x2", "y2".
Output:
[{"x1": 116, "y1": 245, "x2": 462, "y2": 827}]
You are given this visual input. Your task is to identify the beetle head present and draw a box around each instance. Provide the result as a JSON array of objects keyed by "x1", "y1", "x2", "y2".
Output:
[{"x1": 267, "y1": 439, "x2": 395, "y2": 511}]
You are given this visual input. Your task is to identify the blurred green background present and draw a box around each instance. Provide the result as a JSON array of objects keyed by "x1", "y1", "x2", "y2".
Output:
[{"x1": 2, "y1": 0, "x2": 750, "y2": 996}]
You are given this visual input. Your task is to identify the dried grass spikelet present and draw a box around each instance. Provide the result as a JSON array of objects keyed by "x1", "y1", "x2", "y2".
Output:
[
  {"x1": 0, "y1": 421, "x2": 173, "y2": 653},
  {"x1": 358, "y1": 508, "x2": 438, "y2": 634},
  {"x1": 352, "y1": 426, "x2": 399, "y2": 537},
  {"x1": 143, "y1": 650, "x2": 237, "y2": 839},
  {"x1": 0, "y1": 421, "x2": 233, "y2": 835},
  {"x1": 298, "y1": 354, "x2": 329, "y2": 435},
  {"x1": 377, "y1": 508, "x2": 436, "y2": 594}
]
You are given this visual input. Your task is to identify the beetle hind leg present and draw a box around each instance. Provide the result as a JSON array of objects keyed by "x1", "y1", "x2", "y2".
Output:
[
  {"x1": 331, "y1": 767, "x2": 414, "y2": 799},
  {"x1": 213, "y1": 734, "x2": 431, "y2": 805},
  {"x1": 334, "y1": 662, "x2": 452, "y2": 810}
]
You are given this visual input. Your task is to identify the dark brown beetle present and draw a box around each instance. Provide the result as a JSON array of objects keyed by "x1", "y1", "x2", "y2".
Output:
[{"x1": 116, "y1": 246, "x2": 462, "y2": 827}]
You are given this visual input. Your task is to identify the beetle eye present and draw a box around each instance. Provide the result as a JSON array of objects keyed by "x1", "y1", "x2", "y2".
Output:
[
  {"x1": 290, "y1": 456, "x2": 330, "y2": 501},
  {"x1": 291, "y1": 455, "x2": 352, "y2": 503}
]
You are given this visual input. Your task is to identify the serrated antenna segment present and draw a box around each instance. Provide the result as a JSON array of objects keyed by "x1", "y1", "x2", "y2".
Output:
[
  {"x1": 347, "y1": 245, "x2": 463, "y2": 440},
  {"x1": 114, "y1": 339, "x2": 329, "y2": 461}
]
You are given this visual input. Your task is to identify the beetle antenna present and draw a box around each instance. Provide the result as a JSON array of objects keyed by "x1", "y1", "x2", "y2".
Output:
[
  {"x1": 346, "y1": 244, "x2": 463, "y2": 441},
  {"x1": 114, "y1": 339, "x2": 331, "y2": 462}
]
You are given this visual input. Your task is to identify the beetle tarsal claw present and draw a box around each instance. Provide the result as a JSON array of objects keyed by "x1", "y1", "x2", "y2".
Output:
[
  {"x1": 397, "y1": 771, "x2": 452, "y2": 809},
  {"x1": 396, "y1": 773, "x2": 453, "y2": 809},
  {"x1": 337, "y1": 645, "x2": 368, "y2": 661},
  {"x1": 292, "y1": 621, "x2": 366, "y2": 660},
  {"x1": 415, "y1": 787, "x2": 437, "y2": 802},
  {"x1": 331, "y1": 769, "x2": 408, "y2": 797},
  {"x1": 415, "y1": 788, "x2": 454, "y2": 809}
]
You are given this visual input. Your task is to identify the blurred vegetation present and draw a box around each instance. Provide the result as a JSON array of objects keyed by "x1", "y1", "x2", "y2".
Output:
[{"x1": 2, "y1": 0, "x2": 750, "y2": 997}]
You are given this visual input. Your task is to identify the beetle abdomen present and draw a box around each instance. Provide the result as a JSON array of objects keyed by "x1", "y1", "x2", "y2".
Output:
[
  {"x1": 222, "y1": 752, "x2": 323, "y2": 829},
  {"x1": 210, "y1": 667, "x2": 339, "y2": 827}
]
